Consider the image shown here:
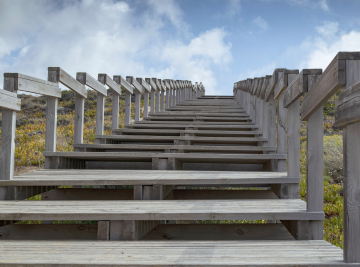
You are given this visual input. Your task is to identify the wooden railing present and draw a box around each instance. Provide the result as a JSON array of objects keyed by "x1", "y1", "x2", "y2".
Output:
[
  {"x1": 234, "y1": 51, "x2": 360, "y2": 263},
  {"x1": 0, "y1": 68, "x2": 205, "y2": 180}
]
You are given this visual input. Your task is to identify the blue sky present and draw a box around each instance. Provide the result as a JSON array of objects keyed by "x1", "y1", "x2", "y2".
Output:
[{"x1": 1, "y1": 0, "x2": 360, "y2": 95}]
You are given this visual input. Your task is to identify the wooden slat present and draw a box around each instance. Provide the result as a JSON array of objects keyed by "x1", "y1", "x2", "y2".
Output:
[
  {"x1": 48, "y1": 67, "x2": 87, "y2": 98},
  {"x1": 76, "y1": 72, "x2": 107, "y2": 96},
  {"x1": 142, "y1": 223, "x2": 294, "y2": 241},
  {"x1": 4, "y1": 73, "x2": 61, "y2": 98},
  {"x1": 0, "y1": 240, "x2": 344, "y2": 266},
  {"x1": 113, "y1": 75, "x2": 134, "y2": 94},
  {"x1": 0, "y1": 170, "x2": 297, "y2": 186},
  {"x1": 0, "y1": 199, "x2": 323, "y2": 221},
  {"x1": 300, "y1": 52, "x2": 355, "y2": 121},
  {"x1": 126, "y1": 76, "x2": 142, "y2": 93},
  {"x1": 0, "y1": 224, "x2": 97, "y2": 240},
  {"x1": 274, "y1": 69, "x2": 299, "y2": 100},
  {"x1": 334, "y1": 81, "x2": 360, "y2": 127},
  {"x1": 283, "y1": 69, "x2": 322, "y2": 108},
  {"x1": 0, "y1": 90, "x2": 21, "y2": 111},
  {"x1": 145, "y1": 78, "x2": 157, "y2": 91},
  {"x1": 98, "y1": 73, "x2": 122, "y2": 95},
  {"x1": 136, "y1": 77, "x2": 151, "y2": 92},
  {"x1": 265, "y1": 68, "x2": 286, "y2": 101}
]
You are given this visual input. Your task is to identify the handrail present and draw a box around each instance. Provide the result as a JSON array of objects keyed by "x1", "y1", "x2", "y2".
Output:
[{"x1": 234, "y1": 51, "x2": 360, "y2": 263}]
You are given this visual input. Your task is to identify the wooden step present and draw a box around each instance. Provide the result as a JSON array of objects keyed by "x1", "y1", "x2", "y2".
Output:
[
  {"x1": 0, "y1": 240, "x2": 345, "y2": 266},
  {"x1": 74, "y1": 144, "x2": 275, "y2": 153},
  {"x1": 0, "y1": 223, "x2": 294, "y2": 241},
  {"x1": 151, "y1": 112, "x2": 247, "y2": 116},
  {"x1": 44, "y1": 152, "x2": 286, "y2": 166},
  {"x1": 96, "y1": 135, "x2": 266, "y2": 145},
  {"x1": 0, "y1": 199, "x2": 323, "y2": 220},
  {"x1": 125, "y1": 123, "x2": 258, "y2": 130},
  {"x1": 134, "y1": 120, "x2": 254, "y2": 125},
  {"x1": 142, "y1": 223, "x2": 294, "y2": 241},
  {"x1": 0, "y1": 170, "x2": 297, "y2": 186},
  {"x1": 143, "y1": 116, "x2": 250, "y2": 122},
  {"x1": 112, "y1": 129, "x2": 262, "y2": 137}
]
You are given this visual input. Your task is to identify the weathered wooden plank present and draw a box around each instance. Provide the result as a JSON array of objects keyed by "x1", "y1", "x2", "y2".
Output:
[
  {"x1": 145, "y1": 78, "x2": 157, "y2": 91},
  {"x1": 300, "y1": 53, "x2": 350, "y2": 120},
  {"x1": 0, "y1": 199, "x2": 323, "y2": 221},
  {"x1": 274, "y1": 69, "x2": 299, "y2": 100},
  {"x1": 76, "y1": 72, "x2": 107, "y2": 96},
  {"x1": 283, "y1": 69, "x2": 322, "y2": 108},
  {"x1": 0, "y1": 90, "x2": 21, "y2": 111},
  {"x1": 2, "y1": 170, "x2": 296, "y2": 186},
  {"x1": 48, "y1": 67, "x2": 87, "y2": 97},
  {"x1": 136, "y1": 77, "x2": 151, "y2": 92},
  {"x1": 98, "y1": 73, "x2": 121, "y2": 95},
  {"x1": 74, "y1": 94, "x2": 85, "y2": 144},
  {"x1": 343, "y1": 122, "x2": 360, "y2": 263},
  {"x1": 307, "y1": 107, "x2": 324, "y2": 240},
  {"x1": 4, "y1": 73, "x2": 61, "y2": 98},
  {"x1": 113, "y1": 75, "x2": 134, "y2": 94},
  {"x1": 44, "y1": 96, "x2": 58, "y2": 152},
  {"x1": 334, "y1": 81, "x2": 360, "y2": 127},
  {"x1": 126, "y1": 76, "x2": 142, "y2": 93},
  {"x1": 95, "y1": 93, "x2": 105, "y2": 135},
  {"x1": 142, "y1": 223, "x2": 294, "y2": 241},
  {"x1": 0, "y1": 240, "x2": 345, "y2": 266},
  {"x1": 0, "y1": 224, "x2": 98, "y2": 240},
  {"x1": 265, "y1": 68, "x2": 286, "y2": 101}
]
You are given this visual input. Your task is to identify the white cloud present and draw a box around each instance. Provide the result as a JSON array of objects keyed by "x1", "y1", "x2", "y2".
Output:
[
  {"x1": 302, "y1": 30, "x2": 360, "y2": 69},
  {"x1": 226, "y1": 0, "x2": 241, "y2": 17},
  {"x1": 287, "y1": 0, "x2": 329, "y2": 11},
  {"x1": 253, "y1": 16, "x2": 269, "y2": 30},
  {"x1": 316, "y1": 21, "x2": 339, "y2": 37},
  {"x1": 160, "y1": 28, "x2": 233, "y2": 95},
  {"x1": 0, "y1": 0, "x2": 231, "y2": 94}
]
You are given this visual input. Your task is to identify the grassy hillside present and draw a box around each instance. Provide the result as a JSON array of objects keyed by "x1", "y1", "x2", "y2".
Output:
[{"x1": 0, "y1": 91, "x2": 344, "y2": 247}]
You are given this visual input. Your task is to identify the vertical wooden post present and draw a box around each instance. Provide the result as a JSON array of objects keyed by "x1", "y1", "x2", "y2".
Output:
[
  {"x1": 287, "y1": 98, "x2": 300, "y2": 198},
  {"x1": 151, "y1": 89, "x2": 156, "y2": 114},
  {"x1": 112, "y1": 92, "x2": 120, "y2": 129},
  {"x1": 156, "y1": 90, "x2": 160, "y2": 112},
  {"x1": 135, "y1": 91, "x2": 141, "y2": 122},
  {"x1": 160, "y1": 90, "x2": 165, "y2": 111},
  {"x1": 46, "y1": 71, "x2": 59, "y2": 152},
  {"x1": 143, "y1": 91, "x2": 149, "y2": 117},
  {"x1": 343, "y1": 123, "x2": 360, "y2": 262},
  {"x1": 96, "y1": 93, "x2": 105, "y2": 135},
  {"x1": 74, "y1": 94, "x2": 85, "y2": 144},
  {"x1": 125, "y1": 91, "x2": 131, "y2": 124},
  {"x1": 1, "y1": 76, "x2": 16, "y2": 180},
  {"x1": 166, "y1": 88, "x2": 170, "y2": 109},
  {"x1": 306, "y1": 107, "x2": 324, "y2": 239}
]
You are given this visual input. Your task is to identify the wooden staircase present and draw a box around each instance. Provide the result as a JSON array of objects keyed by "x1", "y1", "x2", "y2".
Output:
[{"x1": 1, "y1": 53, "x2": 360, "y2": 265}]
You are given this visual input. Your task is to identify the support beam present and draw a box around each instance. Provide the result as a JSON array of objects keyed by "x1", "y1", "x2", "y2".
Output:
[{"x1": 125, "y1": 91, "x2": 131, "y2": 124}]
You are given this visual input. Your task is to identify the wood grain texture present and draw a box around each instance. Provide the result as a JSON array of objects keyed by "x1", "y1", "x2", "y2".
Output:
[
  {"x1": 124, "y1": 91, "x2": 131, "y2": 124},
  {"x1": 306, "y1": 107, "x2": 324, "y2": 240},
  {"x1": 0, "y1": 199, "x2": 323, "y2": 221},
  {"x1": 48, "y1": 67, "x2": 87, "y2": 97},
  {"x1": 301, "y1": 56, "x2": 346, "y2": 121},
  {"x1": 136, "y1": 77, "x2": 151, "y2": 92},
  {"x1": 283, "y1": 69, "x2": 322, "y2": 108},
  {"x1": 95, "y1": 93, "x2": 105, "y2": 135},
  {"x1": 0, "y1": 240, "x2": 344, "y2": 266},
  {"x1": 265, "y1": 69, "x2": 286, "y2": 102},
  {"x1": 0, "y1": 90, "x2": 21, "y2": 111},
  {"x1": 343, "y1": 123, "x2": 360, "y2": 263},
  {"x1": 76, "y1": 72, "x2": 107, "y2": 96},
  {"x1": 135, "y1": 91, "x2": 141, "y2": 122},
  {"x1": 98, "y1": 73, "x2": 121, "y2": 95},
  {"x1": 74, "y1": 94, "x2": 85, "y2": 144},
  {"x1": 274, "y1": 70, "x2": 299, "y2": 100},
  {"x1": 113, "y1": 75, "x2": 134, "y2": 94},
  {"x1": 44, "y1": 96, "x2": 58, "y2": 152},
  {"x1": 126, "y1": 76, "x2": 142, "y2": 93},
  {"x1": 111, "y1": 92, "x2": 120, "y2": 129}
]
